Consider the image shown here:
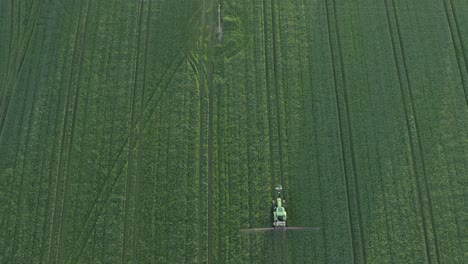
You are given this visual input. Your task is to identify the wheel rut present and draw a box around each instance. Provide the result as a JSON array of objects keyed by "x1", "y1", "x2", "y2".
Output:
[
  {"x1": 132, "y1": 1, "x2": 152, "y2": 263},
  {"x1": 442, "y1": 0, "x2": 468, "y2": 105},
  {"x1": 323, "y1": 1, "x2": 358, "y2": 263},
  {"x1": 206, "y1": 0, "x2": 216, "y2": 263},
  {"x1": 197, "y1": 1, "x2": 207, "y2": 263},
  {"x1": 383, "y1": 0, "x2": 440, "y2": 262},
  {"x1": 122, "y1": 1, "x2": 145, "y2": 263},
  {"x1": 47, "y1": 1, "x2": 88, "y2": 262},
  {"x1": 328, "y1": 0, "x2": 367, "y2": 262}
]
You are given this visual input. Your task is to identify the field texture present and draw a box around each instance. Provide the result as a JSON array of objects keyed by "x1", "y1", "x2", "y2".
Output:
[{"x1": 0, "y1": 0, "x2": 466, "y2": 263}]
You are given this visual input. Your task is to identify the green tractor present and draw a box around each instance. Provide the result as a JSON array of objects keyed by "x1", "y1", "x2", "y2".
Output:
[
  {"x1": 272, "y1": 185, "x2": 287, "y2": 228},
  {"x1": 240, "y1": 184, "x2": 320, "y2": 233}
]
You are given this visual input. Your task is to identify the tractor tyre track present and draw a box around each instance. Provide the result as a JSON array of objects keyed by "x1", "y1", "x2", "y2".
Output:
[
  {"x1": 2, "y1": 0, "x2": 40, "y2": 105},
  {"x1": 5, "y1": 58, "x2": 34, "y2": 263},
  {"x1": 132, "y1": 1, "x2": 152, "y2": 263},
  {"x1": 197, "y1": 1, "x2": 207, "y2": 263},
  {"x1": 31, "y1": 80, "x2": 59, "y2": 263},
  {"x1": 122, "y1": 1, "x2": 145, "y2": 263},
  {"x1": 383, "y1": 0, "x2": 437, "y2": 262},
  {"x1": 270, "y1": 0, "x2": 285, "y2": 196},
  {"x1": 0, "y1": 1, "x2": 41, "y2": 140},
  {"x1": 282, "y1": 231, "x2": 289, "y2": 264},
  {"x1": 243, "y1": 37, "x2": 259, "y2": 262},
  {"x1": 448, "y1": 0, "x2": 468, "y2": 75},
  {"x1": 389, "y1": 1, "x2": 442, "y2": 262},
  {"x1": 73, "y1": 4, "x2": 118, "y2": 262},
  {"x1": 206, "y1": 0, "x2": 215, "y2": 263},
  {"x1": 4, "y1": 0, "x2": 14, "y2": 87},
  {"x1": 6, "y1": 0, "x2": 37, "y2": 82},
  {"x1": 375, "y1": 144, "x2": 396, "y2": 263},
  {"x1": 300, "y1": 1, "x2": 328, "y2": 258},
  {"x1": 2, "y1": 0, "x2": 18, "y2": 91},
  {"x1": 262, "y1": 0, "x2": 280, "y2": 261},
  {"x1": 215, "y1": 46, "x2": 224, "y2": 264},
  {"x1": 273, "y1": 230, "x2": 279, "y2": 264},
  {"x1": 0, "y1": 7, "x2": 30, "y2": 226},
  {"x1": 0, "y1": 98, "x2": 28, "y2": 260},
  {"x1": 443, "y1": 0, "x2": 468, "y2": 105},
  {"x1": 69, "y1": 52, "x2": 186, "y2": 262},
  {"x1": 39, "y1": 50, "x2": 70, "y2": 263},
  {"x1": 312, "y1": 111, "x2": 329, "y2": 262},
  {"x1": 262, "y1": 0, "x2": 276, "y2": 201},
  {"x1": 57, "y1": 1, "x2": 94, "y2": 262},
  {"x1": 1, "y1": 0, "x2": 15, "y2": 104},
  {"x1": 329, "y1": 0, "x2": 367, "y2": 262},
  {"x1": 47, "y1": 1, "x2": 87, "y2": 262},
  {"x1": 65, "y1": 3, "x2": 122, "y2": 262},
  {"x1": 65, "y1": 6, "x2": 186, "y2": 260},
  {"x1": 323, "y1": 1, "x2": 357, "y2": 263},
  {"x1": 9, "y1": 14, "x2": 47, "y2": 261},
  {"x1": 270, "y1": 0, "x2": 289, "y2": 259},
  {"x1": 162, "y1": 125, "x2": 171, "y2": 261},
  {"x1": 30, "y1": 72, "x2": 59, "y2": 262}
]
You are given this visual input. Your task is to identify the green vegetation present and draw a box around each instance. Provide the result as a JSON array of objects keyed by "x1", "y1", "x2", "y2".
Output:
[{"x1": 0, "y1": 0, "x2": 466, "y2": 263}]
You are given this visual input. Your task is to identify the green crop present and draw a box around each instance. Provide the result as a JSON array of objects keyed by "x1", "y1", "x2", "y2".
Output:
[{"x1": 0, "y1": 0, "x2": 466, "y2": 263}]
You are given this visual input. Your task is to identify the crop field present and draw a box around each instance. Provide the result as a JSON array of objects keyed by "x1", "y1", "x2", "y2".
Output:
[{"x1": 0, "y1": 0, "x2": 466, "y2": 263}]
